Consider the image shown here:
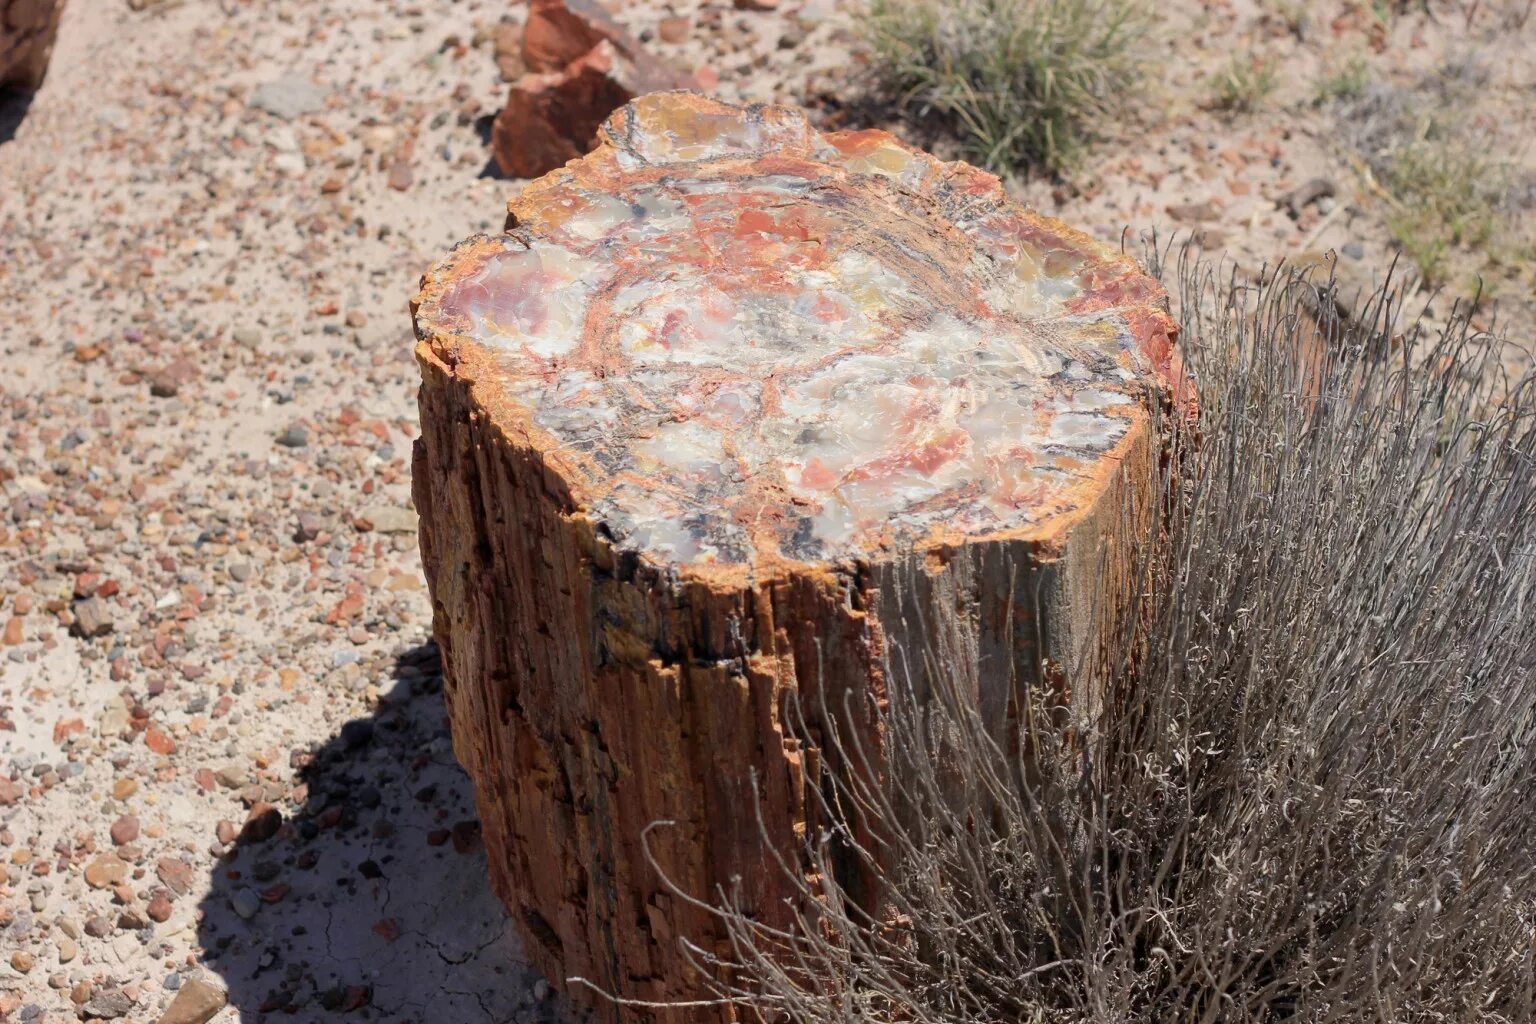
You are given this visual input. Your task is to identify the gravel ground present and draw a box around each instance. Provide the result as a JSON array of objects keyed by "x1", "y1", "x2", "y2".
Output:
[
  {"x1": 0, "y1": 0, "x2": 849, "y2": 1018},
  {"x1": 1, "y1": 0, "x2": 1530, "y2": 1022}
]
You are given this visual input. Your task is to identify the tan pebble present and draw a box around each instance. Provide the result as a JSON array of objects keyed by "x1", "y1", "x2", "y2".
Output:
[
  {"x1": 657, "y1": 15, "x2": 690, "y2": 43},
  {"x1": 156, "y1": 976, "x2": 227, "y2": 1024},
  {"x1": 84, "y1": 853, "x2": 128, "y2": 889},
  {"x1": 58, "y1": 938, "x2": 77, "y2": 963},
  {"x1": 10, "y1": 950, "x2": 33, "y2": 972}
]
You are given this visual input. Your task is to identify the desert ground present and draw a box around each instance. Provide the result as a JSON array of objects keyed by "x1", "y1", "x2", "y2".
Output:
[{"x1": 1, "y1": 0, "x2": 1532, "y2": 1021}]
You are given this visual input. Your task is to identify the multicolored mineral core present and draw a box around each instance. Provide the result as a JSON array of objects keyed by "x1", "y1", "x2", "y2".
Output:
[{"x1": 413, "y1": 91, "x2": 1182, "y2": 572}]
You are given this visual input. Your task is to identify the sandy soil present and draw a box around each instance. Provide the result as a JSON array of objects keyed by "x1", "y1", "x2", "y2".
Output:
[{"x1": 0, "y1": 0, "x2": 1531, "y2": 1022}]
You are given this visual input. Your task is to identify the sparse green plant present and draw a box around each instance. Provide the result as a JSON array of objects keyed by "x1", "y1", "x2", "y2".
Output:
[
  {"x1": 1314, "y1": 54, "x2": 1371, "y2": 104},
  {"x1": 1380, "y1": 128, "x2": 1507, "y2": 286},
  {"x1": 1337, "y1": 70, "x2": 1518, "y2": 289},
  {"x1": 639, "y1": 253, "x2": 1536, "y2": 1023},
  {"x1": 1210, "y1": 52, "x2": 1277, "y2": 112},
  {"x1": 864, "y1": 0, "x2": 1149, "y2": 175}
]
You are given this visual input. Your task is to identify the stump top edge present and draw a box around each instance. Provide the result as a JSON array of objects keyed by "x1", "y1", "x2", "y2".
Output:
[{"x1": 413, "y1": 92, "x2": 1182, "y2": 578}]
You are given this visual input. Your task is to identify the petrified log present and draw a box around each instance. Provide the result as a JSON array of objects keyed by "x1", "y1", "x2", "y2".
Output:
[
  {"x1": 0, "y1": 0, "x2": 63, "y2": 90},
  {"x1": 412, "y1": 92, "x2": 1182, "y2": 1021}
]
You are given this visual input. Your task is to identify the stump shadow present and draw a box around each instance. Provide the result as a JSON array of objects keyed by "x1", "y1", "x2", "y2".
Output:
[
  {"x1": 474, "y1": 113, "x2": 511, "y2": 180},
  {"x1": 0, "y1": 87, "x2": 36, "y2": 145},
  {"x1": 197, "y1": 642, "x2": 580, "y2": 1022}
]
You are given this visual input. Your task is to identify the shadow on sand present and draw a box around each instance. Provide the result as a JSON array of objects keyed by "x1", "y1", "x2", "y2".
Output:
[
  {"x1": 1, "y1": 87, "x2": 37, "y2": 145},
  {"x1": 196, "y1": 642, "x2": 579, "y2": 1022}
]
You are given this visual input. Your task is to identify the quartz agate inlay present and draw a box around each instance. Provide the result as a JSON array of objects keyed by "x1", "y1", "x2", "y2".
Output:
[{"x1": 414, "y1": 93, "x2": 1180, "y2": 567}]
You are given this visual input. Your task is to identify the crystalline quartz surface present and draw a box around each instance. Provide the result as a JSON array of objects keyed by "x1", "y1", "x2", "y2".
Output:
[{"x1": 419, "y1": 95, "x2": 1170, "y2": 567}]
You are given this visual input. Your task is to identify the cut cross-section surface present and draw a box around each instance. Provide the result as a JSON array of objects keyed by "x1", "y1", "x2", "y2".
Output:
[
  {"x1": 414, "y1": 92, "x2": 1180, "y2": 572},
  {"x1": 411, "y1": 92, "x2": 1185, "y2": 1024}
]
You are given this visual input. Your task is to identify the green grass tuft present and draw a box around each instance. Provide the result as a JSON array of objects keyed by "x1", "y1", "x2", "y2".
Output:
[
  {"x1": 1381, "y1": 136, "x2": 1504, "y2": 286},
  {"x1": 864, "y1": 0, "x2": 1149, "y2": 175},
  {"x1": 1209, "y1": 52, "x2": 1277, "y2": 113},
  {"x1": 1314, "y1": 55, "x2": 1371, "y2": 104}
]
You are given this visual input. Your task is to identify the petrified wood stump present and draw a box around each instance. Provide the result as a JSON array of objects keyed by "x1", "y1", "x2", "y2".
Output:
[{"x1": 411, "y1": 92, "x2": 1181, "y2": 1021}]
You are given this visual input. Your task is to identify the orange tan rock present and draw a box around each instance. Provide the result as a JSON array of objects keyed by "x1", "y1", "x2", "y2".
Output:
[{"x1": 412, "y1": 92, "x2": 1184, "y2": 1021}]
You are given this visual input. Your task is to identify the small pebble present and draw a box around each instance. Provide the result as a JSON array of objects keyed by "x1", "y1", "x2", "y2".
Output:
[
  {"x1": 109, "y1": 815, "x2": 139, "y2": 846},
  {"x1": 229, "y1": 889, "x2": 261, "y2": 921},
  {"x1": 276, "y1": 424, "x2": 310, "y2": 448}
]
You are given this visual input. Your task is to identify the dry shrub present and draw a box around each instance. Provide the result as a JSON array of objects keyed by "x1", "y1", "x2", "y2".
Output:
[
  {"x1": 631, "y1": 249, "x2": 1536, "y2": 1023},
  {"x1": 864, "y1": 0, "x2": 1148, "y2": 175}
]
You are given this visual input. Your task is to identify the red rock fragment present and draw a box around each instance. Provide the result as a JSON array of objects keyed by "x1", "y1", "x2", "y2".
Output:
[
  {"x1": 145, "y1": 889, "x2": 173, "y2": 923},
  {"x1": 240, "y1": 803, "x2": 283, "y2": 843},
  {"x1": 327, "y1": 592, "x2": 365, "y2": 624},
  {"x1": 491, "y1": 0, "x2": 688, "y2": 179},
  {"x1": 156, "y1": 856, "x2": 194, "y2": 895},
  {"x1": 145, "y1": 726, "x2": 176, "y2": 755},
  {"x1": 386, "y1": 140, "x2": 415, "y2": 191},
  {"x1": 109, "y1": 815, "x2": 139, "y2": 845},
  {"x1": 340, "y1": 986, "x2": 371, "y2": 1012}
]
